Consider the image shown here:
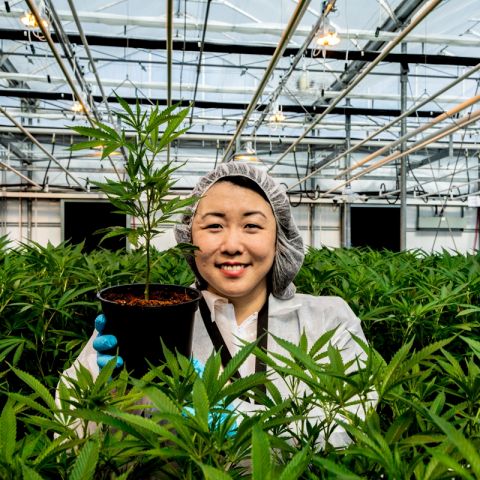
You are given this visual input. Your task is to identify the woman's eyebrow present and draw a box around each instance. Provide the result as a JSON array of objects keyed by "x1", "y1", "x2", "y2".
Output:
[
  {"x1": 200, "y1": 212, "x2": 225, "y2": 219},
  {"x1": 243, "y1": 211, "x2": 267, "y2": 218},
  {"x1": 200, "y1": 210, "x2": 267, "y2": 219}
]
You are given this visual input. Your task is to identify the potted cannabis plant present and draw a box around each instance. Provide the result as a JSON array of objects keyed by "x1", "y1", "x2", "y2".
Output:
[{"x1": 71, "y1": 97, "x2": 201, "y2": 376}]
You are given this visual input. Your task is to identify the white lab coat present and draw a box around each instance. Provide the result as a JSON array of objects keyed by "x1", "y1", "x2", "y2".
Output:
[{"x1": 60, "y1": 293, "x2": 375, "y2": 447}]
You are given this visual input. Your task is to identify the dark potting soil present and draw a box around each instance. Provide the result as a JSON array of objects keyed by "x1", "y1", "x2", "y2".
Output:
[{"x1": 103, "y1": 288, "x2": 193, "y2": 307}]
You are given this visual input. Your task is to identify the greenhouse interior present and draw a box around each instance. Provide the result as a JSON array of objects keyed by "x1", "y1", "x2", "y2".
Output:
[{"x1": 0, "y1": 1, "x2": 479, "y2": 478}]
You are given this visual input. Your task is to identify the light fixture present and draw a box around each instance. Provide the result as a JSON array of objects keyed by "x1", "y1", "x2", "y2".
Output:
[
  {"x1": 20, "y1": 10, "x2": 49, "y2": 30},
  {"x1": 314, "y1": 17, "x2": 340, "y2": 47},
  {"x1": 20, "y1": 2, "x2": 50, "y2": 41},
  {"x1": 269, "y1": 105, "x2": 285, "y2": 125},
  {"x1": 233, "y1": 142, "x2": 259, "y2": 162},
  {"x1": 71, "y1": 100, "x2": 85, "y2": 113}
]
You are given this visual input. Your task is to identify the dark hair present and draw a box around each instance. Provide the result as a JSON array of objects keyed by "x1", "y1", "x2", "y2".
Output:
[{"x1": 215, "y1": 175, "x2": 270, "y2": 203}]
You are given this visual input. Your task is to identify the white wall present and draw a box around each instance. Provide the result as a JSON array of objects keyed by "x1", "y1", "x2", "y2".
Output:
[{"x1": 0, "y1": 196, "x2": 478, "y2": 254}]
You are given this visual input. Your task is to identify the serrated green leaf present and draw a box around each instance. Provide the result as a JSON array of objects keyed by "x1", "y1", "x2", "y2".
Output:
[
  {"x1": 461, "y1": 335, "x2": 480, "y2": 360},
  {"x1": 199, "y1": 463, "x2": 234, "y2": 480},
  {"x1": 426, "y1": 447, "x2": 475, "y2": 480},
  {"x1": 0, "y1": 401, "x2": 16, "y2": 463},
  {"x1": 427, "y1": 412, "x2": 480, "y2": 477},
  {"x1": 69, "y1": 438, "x2": 99, "y2": 480},
  {"x1": 142, "y1": 386, "x2": 181, "y2": 415},
  {"x1": 252, "y1": 426, "x2": 271, "y2": 480},
  {"x1": 278, "y1": 445, "x2": 311, "y2": 480},
  {"x1": 192, "y1": 378, "x2": 209, "y2": 431},
  {"x1": 217, "y1": 340, "x2": 257, "y2": 388},
  {"x1": 12, "y1": 367, "x2": 57, "y2": 412},
  {"x1": 21, "y1": 463, "x2": 45, "y2": 480},
  {"x1": 311, "y1": 457, "x2": 363, "y2": 480}
]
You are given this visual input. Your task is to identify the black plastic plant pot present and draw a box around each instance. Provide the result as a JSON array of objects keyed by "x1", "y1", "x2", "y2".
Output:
[{"x1": 98, "y1": 283, "x2": 201, "y2": 377}]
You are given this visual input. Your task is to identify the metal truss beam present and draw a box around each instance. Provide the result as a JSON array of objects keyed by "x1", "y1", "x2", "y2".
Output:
[{"x1": 0, "y1": 28, "x2": 478, "y2": 67}]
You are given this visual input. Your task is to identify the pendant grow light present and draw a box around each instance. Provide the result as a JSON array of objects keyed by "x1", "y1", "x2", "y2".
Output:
[
  {"x1": 314, "y1": 17, "x2": 340, "y2": 47},
  {"x1": 20, "y1": 1, "x2": 49, "y2": 41},
  {"x1": 233, "y1": 142, "x2": 259, "y2": 162}
]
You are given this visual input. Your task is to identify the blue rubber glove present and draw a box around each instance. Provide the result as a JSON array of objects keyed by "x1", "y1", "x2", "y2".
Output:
[
  {"x1": 184, "y1": 358, "x2": 238, "y2": 437},
  {"x1": 92, "y1": 314, "x2": 124, "y2": 370}
]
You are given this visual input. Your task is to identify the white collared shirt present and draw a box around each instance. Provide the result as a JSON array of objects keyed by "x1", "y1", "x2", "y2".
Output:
[{"x1": 201, "y1": 290, "x2": 258, "y2": 378}]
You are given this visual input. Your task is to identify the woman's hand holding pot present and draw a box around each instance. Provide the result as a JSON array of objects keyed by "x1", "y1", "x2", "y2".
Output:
[{"x1": 92, "y1": 314, "x2": 124, "y2": 370}]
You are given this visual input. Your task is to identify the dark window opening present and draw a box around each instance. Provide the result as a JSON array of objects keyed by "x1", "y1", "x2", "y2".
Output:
[
  {"x1": 63, "y1": 201, "x2": 126, "y2": 253},
  {"x1": 351, "y1": 206, "x2": 400, "y2": 251}
]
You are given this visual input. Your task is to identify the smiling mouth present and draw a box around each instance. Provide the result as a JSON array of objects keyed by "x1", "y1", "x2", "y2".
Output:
[{"x1": 217, "y1": 263, "x2": 249, "y2": 271}]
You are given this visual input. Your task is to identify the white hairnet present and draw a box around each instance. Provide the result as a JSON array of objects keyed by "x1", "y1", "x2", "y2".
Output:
[{"x1": 174, "y1": 162, "x2": 304, "y2": 299}]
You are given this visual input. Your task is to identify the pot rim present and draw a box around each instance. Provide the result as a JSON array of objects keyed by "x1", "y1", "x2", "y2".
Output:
[{"x1": 97, "y1": 283, "x2": 202, "y2": 307}]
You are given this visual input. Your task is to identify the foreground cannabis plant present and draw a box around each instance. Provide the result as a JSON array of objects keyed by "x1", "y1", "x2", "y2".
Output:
[
  {"x1": 1, "y1": 243, "x2": 479, "y2": 477},
  {"x1": 70, "y1": 97, "x2": 196, "y2": 300},
  {"x1": 2, "y1": 332, "x2": 479, "y2": 479}
]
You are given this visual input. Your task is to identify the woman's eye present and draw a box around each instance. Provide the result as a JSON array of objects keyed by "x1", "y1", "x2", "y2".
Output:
[
  {"x1": 206, "y1": 224, "x2": 222, "y2": 230},
  {"x1": 245, "y1": 224, "x2": 261, "y2": 229}
]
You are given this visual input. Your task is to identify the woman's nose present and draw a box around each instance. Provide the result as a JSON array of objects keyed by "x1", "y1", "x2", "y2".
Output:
[{"x1": 220, "y1": 229, "x2": 244, "y2": 255}]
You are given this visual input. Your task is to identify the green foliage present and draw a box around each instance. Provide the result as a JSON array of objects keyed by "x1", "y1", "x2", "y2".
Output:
[
  {"x1": 295, "y1": 247, "x2": 480, "y2": 359},
  {"x1": 70, "y1": 97, "x2": 197, "y2": 300},
  {"x1": 1, "y1": 327, "x2": 478, "y2": 479},
  {"x1": 0, "y1": 240, "x2": 194, "y2": 392},
  {"x1": 0, "y1": 242, "x2": 479, "y2": 477}
]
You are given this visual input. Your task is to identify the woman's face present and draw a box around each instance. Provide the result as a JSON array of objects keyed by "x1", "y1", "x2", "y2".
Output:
[{"x1": 191, "y1": 181, "x2": 277, "y2": 304}]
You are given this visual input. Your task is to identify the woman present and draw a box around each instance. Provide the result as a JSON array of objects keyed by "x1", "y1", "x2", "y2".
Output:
[{"x1": 62, "y1": 162, "x2": 373, "y2": 446}]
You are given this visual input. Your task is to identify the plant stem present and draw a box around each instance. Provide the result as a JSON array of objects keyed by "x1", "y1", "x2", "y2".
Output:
[{"x1": 144, "y1": 186, "x2": 152, "y2": 301}]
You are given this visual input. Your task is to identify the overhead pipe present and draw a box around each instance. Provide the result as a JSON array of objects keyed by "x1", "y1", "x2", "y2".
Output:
[
  {"x1": 336, "y1": 94, "x2": 480, "y2": 179},
  {"x1": 25, "y1": 0, "x2": 122, "y2": 180},
  {"x1": 25, "y1": 0, "x2": 91, "y2": 120},
  {"x1": 46, "y1": 0, "x2": 94, "y2": 115},
  {"x1": 221, "y1": 0, "x2": 312, "y2": 162},
  {"x1": 0, "y1": 105, "x2": 86, "y2": 190},
  {"x1": 66, "y1": 0, "x2": 127, "y2": 170},
  {"x1": 454, "y1": 190, "x2": 480, "y2": 201},
  {"x1": 323, "y1": 108, "x2": 480, "y2": 196},
  {"x1": 252, "y1": 0, "x2": 337, "y2": 133},
  {"x1": 166, "y1": 0, "x2": 173, "y2": 108},
  {"x1": 0, "y1": 159, "x2": 42, "y2": 188},
  {"x1": 166, "y1": 0, "x2": 173, "y2": 164},
  {"x1": 269, "y1": 0, "x2": 443, "y2": 174},
  {"x1": 66, "y1": 0, "x2": 114, "y2": 126},
  {"x1": 377, "y1": 164, "x2": 480, "y2": 198},
  {"x1": 399, "y1": 43, "x2": 408, "y2": 251},
  {"x1": 417, "y1": 177, "x2": 480, "y2": 198},
  {"x1": 189, "y1": 0, "x2": 212, "y2": 125},
  {"x1": 286, "y1": 62, "x2": 480, "y2": 191},
  {"x1": 3, "y1": 8, "x2": 480, "y2": 47},
  {"x1": 1, "y1": 71, "x2": 476, "y2": 105}
]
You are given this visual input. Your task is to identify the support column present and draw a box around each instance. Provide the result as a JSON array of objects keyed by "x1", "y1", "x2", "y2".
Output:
[
  {"x1": 341, "y1": 109, "x2": 351, "y2": 248},
  {"x1": 400, "y1": 43, "x2": 408, "y2": 251}
]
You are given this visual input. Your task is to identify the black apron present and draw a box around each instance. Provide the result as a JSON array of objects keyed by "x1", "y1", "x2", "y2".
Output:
[{"x1": 198, "y1": 296, "x2": 269, "y2": 380}]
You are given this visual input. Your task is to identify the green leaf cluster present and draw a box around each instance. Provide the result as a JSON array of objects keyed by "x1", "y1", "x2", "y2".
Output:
[
  {"x1": 70, "y1": 96, "x2": 197, "y2": 299},
  {"x1": 295, "y1": 247, "x2": 480, "y2": 359},
  {"x1": 0, "y1": 242, "x2": 479, "y2": 477},
  {"x1": 1, "y1": 328, "x2": 478, "y2": 479},
  {"x1": 0, "y1": 238, "x2": 194, "y2": 393}
]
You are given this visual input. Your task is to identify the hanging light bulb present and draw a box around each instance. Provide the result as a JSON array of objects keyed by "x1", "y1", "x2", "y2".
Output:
[
  {"x1": 233, "y1": 141, "x2": 259, "y2": 162},
  {"x1": 314, "y1": 17, "x2": 340, "y2": 47},
  {"x1": 71, "y1": 100, "x2": 85, "y2": 113},
  {"x1": 20, "y1": 1, "x2": 50, "y2": 41},
  {"x1": 71, "y1": 91, "x2": 89, "y2": 114},
  {"x1": 20, "y1": 12, "x2": 38, "y2": 28},
  {"x1": 269, "y1": 105, "x2": 285, "y2": 125}
]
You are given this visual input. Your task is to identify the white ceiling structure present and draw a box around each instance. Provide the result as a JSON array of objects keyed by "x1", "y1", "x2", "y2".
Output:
[{"x1": 0, "y1": 0, "x2": 479, "y2": 205}]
